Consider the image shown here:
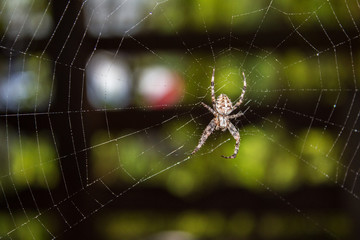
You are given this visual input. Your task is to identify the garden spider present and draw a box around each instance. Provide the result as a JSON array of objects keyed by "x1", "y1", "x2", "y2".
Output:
[{"x1": 191, "y1": 68, "x2": 247, "y2": 159}]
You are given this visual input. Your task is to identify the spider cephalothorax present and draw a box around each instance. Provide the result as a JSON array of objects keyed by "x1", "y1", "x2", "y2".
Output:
[{"x1": 191, "y1": 68, "x2": 247, "y2": 159}]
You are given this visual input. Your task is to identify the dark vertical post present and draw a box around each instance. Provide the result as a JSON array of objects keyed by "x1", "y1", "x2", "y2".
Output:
[{"x1": 48, "y1": 1, "x2": 93, "y2": 238}]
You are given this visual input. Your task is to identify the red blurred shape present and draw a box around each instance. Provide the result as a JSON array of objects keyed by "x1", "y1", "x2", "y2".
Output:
[{"x1": 138, "y1": 66, "x2": 184, "y2": 109}]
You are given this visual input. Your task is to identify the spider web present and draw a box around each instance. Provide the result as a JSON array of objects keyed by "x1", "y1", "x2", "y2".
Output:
[{"x1": 0, "y1": 0, "x2": 360, "y2": 239}]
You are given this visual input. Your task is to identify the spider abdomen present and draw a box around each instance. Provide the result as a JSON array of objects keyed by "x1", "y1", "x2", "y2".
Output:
[{"x1": 216, "y1": 94, "x2": 232, "y2": 115}]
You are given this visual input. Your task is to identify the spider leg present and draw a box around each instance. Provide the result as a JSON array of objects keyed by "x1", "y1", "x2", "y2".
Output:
[
  {"x1": 211, "y1": 68, "x2": 216, "y2": 109},
  {"x1": 228, "y1": 111, "x2": 244, "y2": 119},
  {"x1": 221, "y1": 122, "x2": 240, "y2": 159},
  {"x1": 201, "y1": 102, "x2": 217, "y2": 116},
  {"x1": 230, "y1": 72, "x2": 247, "y2": 113},
  {"x1": 229, "y1": 106, "x2": 250, "y2": 119},
  {"x1": 191, "y1": 119, "x2": 217, "y2": 155}
]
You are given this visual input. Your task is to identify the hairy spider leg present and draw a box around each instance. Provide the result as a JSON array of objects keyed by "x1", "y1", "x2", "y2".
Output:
[
  {"x1": 211, "y1": 68, "x2": 216, "y2": 109},
  {"x1": 201, "y1": 102, "x2": 217, "y2": 116},
  {"x1": 229, "y1": 106, "x2": 250, "y2": 119},
  {"x1": 221, "y1": 122, "x2": 240, "y2": 159},
  {"x1": 228, "y1": 111, "x2": 244, "y2": 119},
  {"x1": 230, "y1": 72, "x2": 247, "y2": 113},
  {"x1": 191, "y1": 119, "x2": 217, "y2": 155}
]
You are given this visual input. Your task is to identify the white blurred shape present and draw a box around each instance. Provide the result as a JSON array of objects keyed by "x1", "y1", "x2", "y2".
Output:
[
  {"x1": 86, "y1": 51, "x2": 132, "y2": 108},
  {"x1": 84, "y1": 0, "x2": 155, "y2": 37},
  {"x1": 0, "y1": 72, "x2": 34, "y2": 110},
  {"x1": 1, "y1": 0, "x2": 52, "y2": 39}
]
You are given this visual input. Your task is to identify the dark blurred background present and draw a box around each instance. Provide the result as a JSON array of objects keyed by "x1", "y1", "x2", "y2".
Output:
[{"x1": 0, "y1": 0, "x2": 360, "y2": 239}]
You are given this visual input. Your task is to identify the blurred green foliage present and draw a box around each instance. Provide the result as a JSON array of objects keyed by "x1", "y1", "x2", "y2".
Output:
[
  {"x1": 99, "y1": 210, "x2": 351, "y2": 239},
  {"x1": 299, "y1": 129, "x2": 338, "y2": 184},
  {"x1": 11, "y1": 133, "x2": 58, "y2": 188},
  {"x1": 0, "y1": 129, "x2": 58, "y2": 190},
  {"x1": 148, "y1": 0, "x2": 360, "y2": 33},
  {"x1": 91, "y1": 120, "x2": 339, "y2": 195},
  {"x1": 0, "y1": 211, "x2": 54, "y2": 239}
]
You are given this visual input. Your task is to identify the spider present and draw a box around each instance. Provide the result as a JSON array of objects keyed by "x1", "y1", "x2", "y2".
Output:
[{"x1": 191, "y1": 68, "x2": 247, "y2": 159}]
